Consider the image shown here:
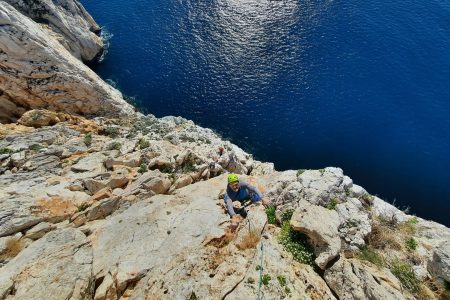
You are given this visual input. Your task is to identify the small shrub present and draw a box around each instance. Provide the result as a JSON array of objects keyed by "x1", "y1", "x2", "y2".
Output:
[
  {"x1": 29, "y1": 144, "x2": 43, "y2": 151},
  {"x1": 104, "y1": 126, "x2": 120, "y2": 138},
  {"x1": 136, "y1": 138, "x2": 150, "y2": 149},
  {"x1": 391, "y1": 260, "x2": 420, "y2": 292},
  {"x1": 237, "y1": 229, "x2": 260, "y2": 250},
  {"x1": 138, "y1": 163, "x2": 148, "y2": 174},
  {"x1": 278, "y1": 221, "x2": 315, "y2": 265},
  {"x1": 399, "y1": 217, "x2": 418, "y2": 235},
  {"x1": 182, "y1": 161, "x2": 197, "y2": 173},
  {"x1": 357, "y1": 246, "x2": 384, "y2": 267},
  {"x1": 445, "y1": 281, "x2": 450, "y2": 292},
  {"x1": 281, "y1": 209, "x2": 295, "y2": 222},
  {"x1": 285, "y1": 286, "x2": 291, "y2": 294},
  {"x1": 107, "y1": 141, "x2": 122, "y2": 151},
  {"x1": 256, "y1": 265, "x2": 262, "y2": 271},
  {"x1": 77, "y1": 202, "x2": 90, "y2": 212},
  {"x1": 297, "y1": 169, "x2": 306, "y2": 176},
  {"x1": 0, "y1": 148, "x2": 14, "y2": 155},
  {"x1": 405, "y1": 237, "x2": 418, "y2": 251},
  {"x1": 326, "y1": 198, "x2": 338, "y2": 210},
  {"x1": 265, "y1": 206, "x2": 276, "y2": 224},
  {"x1": 84, "y1": 133, "x2": 92, "y2": 146},
  {"x1": 188, "y1": 292, "x2": 197, "y2": 300},
  {"x1": 261, "y1": 274, "x2": 271, "y2": 286},
  {"x1": 160, "y1": 165, "x2": 174, "y2": 173},
  {"x1": 277, "y1": 275, "x2": 287, "y2": 287},
  {"x1": 319, "y1": 169, "x2": 325, "y2": 175},
  {"x1": 247, "y1": 277, "x2": 255, "y2": 284},
  {"x1": 0, "y1": 238, "x2": 24, "y2": 259}
]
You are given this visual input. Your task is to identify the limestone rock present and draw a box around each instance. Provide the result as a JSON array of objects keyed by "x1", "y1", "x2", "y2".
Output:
[
  {"x1": 169, "y1": 174, "x2": 193, "y2": 191},
  {"x1": 297, "y1": 167, "x2": 348, "y2": 206},
  {"x1": 0, "y1": 228, "x2": 93, "y2": 299},
  {"x1": 336, "y1": 198, "x2": 371, "y2": 249},
  {"x1": 24, "y1": 221, "x2": 56, "y2": 240},
  {"x1": 290, "y1": 200, "x2": 341, "y2": 269},
  {"x1": 324, "y1": 258, "x2": 404, "y2": 300},
  {"x1": 428, "y1": 240, "x2": 450, "y2": 282},
  {"x1": 0, "y1": 2, "x2": 134, "y2": 122},
  {"x1": 4, "y1": 0, "x2": 103, "y2": 62},
  {"x1": 121, "y1": 170, "x2": 170, "y2": 196}
]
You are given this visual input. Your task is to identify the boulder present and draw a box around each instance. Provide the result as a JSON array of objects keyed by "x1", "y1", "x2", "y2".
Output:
[
  {"x1": 121, "y1": 170, "x2": 170, "y2": 196},
  {"x1": 336, "y1": 198, "x2": 371, "y2": 249},
  {"x1": 24, "y1": 222, "x2": 56, "y2": 240},
  {"x1": 169, "y1": 174, "x2": 193, "y2": 191},
  {"x1": 324, "y1": 258, "x2": 404, "y2": 300},
  {"x1": 428, "y1": 240, "x2": 450, "y2": 282},
  {"x1": 290, "y1": 200, "x2": 341, "y2": 269},
  {"x1": 0, "y1": 228, "x2": 93, "y2": 299}
]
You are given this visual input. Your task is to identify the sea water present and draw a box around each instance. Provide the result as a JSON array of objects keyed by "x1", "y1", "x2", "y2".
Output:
[{"x1": 81, "y1": 0, "x2": 450, "y2": 226}]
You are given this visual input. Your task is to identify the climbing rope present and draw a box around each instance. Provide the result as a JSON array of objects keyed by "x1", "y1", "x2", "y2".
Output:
[{"x1": 256, "y1": 241, "x2": 264, "y2": 300}]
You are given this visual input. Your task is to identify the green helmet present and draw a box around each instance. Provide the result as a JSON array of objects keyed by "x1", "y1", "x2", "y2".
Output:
[{"x1": 228, "y1": 173, "x2": 239, "y2": 184}]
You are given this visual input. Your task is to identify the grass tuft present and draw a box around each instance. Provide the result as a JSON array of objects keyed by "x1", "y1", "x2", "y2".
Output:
[
  {"x1": 84, "y1": 133, "x2": 92, "y2": 147},
  {"x1": 277, "y1": 275, "x2": 287, "y2": 287},
  {"x1": 390, "y1": 260, "x2": 420, "y2": 292},
  {"x1": 405, "y1": 237, "x2": 418, "y2": 251},
  {"x1": 107, "y1": 141, "x2": 122, "y2": 151},
  {"x1": 237, "y1": 229, "x2": 261, "y2": 250},
  {"x1": 326, "y1": 198, "x2": 338, "y2": 210},
  {"x1": 138, "y1": 162, "x2": 148, "y2": 174},
  {"x1": 0, "y1": 238, "x2": 24, "y2": 260},
  {"x1": 261, "y1": 274, "x2": 271, "y2": 286},
  {"x1": 357, "y1": 246, "x2": 384, "y2": 267},
  {"x1": 265, "y1": 206, "x2": 276, "y2": 224}
]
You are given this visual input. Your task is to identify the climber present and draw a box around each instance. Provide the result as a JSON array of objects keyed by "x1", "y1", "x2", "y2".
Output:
[{"x1": 224, "y1": 173, "x2": 269, "y2": 228}]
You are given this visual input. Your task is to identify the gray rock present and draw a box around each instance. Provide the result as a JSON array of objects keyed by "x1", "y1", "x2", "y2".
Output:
[
  {"x1": 0, "y1": 2, "x2": 134, "y2": 122},
  {"x1": 291, "y1": 200, "x2": 341, "y2": 269},
  {"x1": 336, "y1": 198, "x2": 371, "y2": 249},
  {"x1": 71, "y1": 152, "x2": 108, "y2": 174},
  {"x1": 324, "y1": 258, "x2": 404, "y2": 300},
  {"x1": 4, "y1": 0, "x2": 103, "y2": 62},
  {"x1": 0, "y1": 228, "x2": 93, "y2": 299},
  {"x1": 121, "y1": 170, "x2": 170, "y2": 196},
  {"x1": 24, "y1": 222, "x2": 56, "y2": 240},
  {"x1": 428, "y1": 240, "x2": 450, "y2": 282}
]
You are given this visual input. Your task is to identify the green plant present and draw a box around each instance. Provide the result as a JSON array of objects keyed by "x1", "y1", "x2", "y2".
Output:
[
  {"x1": 285, "y1": 286, "x2": 291, "y2": 294},
  {"x1": 326, "y1": 198, "x2": 338, "y2": 210},
  {"x1": 297, "y1": 169, "x2": 306, "y2": 176},
  {"x1": 136, "y1": 138, "x2": 150, "y2": 149},
  {"x1": 256, "y1": 265, "x2": 262, "y2": 271},
  {"x1": 160, "y1": 165, "x2": 174, "y2": 173},
  {"x1": 104, "y1": 126, "x2": 120, "y2": 138},
  {"x1": 182, "y1": 161, "x2": 197, "y2": 173},
  {"x1": 358, "y1": 246, "x2": 384, "y2": 267},
  {"x1": 281, "y1": 209, "x2": 295, "y2": 222},
  {"x1": 76, "y1": 202, "x2": 90, "y2": 212},
  {"x1": 265, "y1": 206, "x2": 276, "y2": 224},
  {"x1": 405, "y1": 237, "x2": 418, "y2": 251},
  {"x1": 247, "y1": 277, "x2": 255, "y2": 284},
  {"x1": 108, "y1": 141, "x2": 122, "y2": 151},
  {"x1": 261, "y1": 274, "x2": 271, "y2": 286},
  {"x1": 278, "y1": 221, "x2": 315, "y2": 265},
  {"x1": 0, "y1": 148, "x2": 14, "y2": 154},
  {"x1": 29, "y1": 144, "x2": 43, "y2": 151},
  {"x1": 319, "y1": 169, "x2": 325, "y2": 175},
  {"x1": 391, "y1": 260, "x2": 420, "y2": 292},
  {"x1": 138, "y1": 162, "x2": 148, "y2": 174},
  {"x1": 84, "y1": 133, "x2": 92, "y2": 147},
  {"x1": 445, "y1": 280, "x2": 450, "y2": 292},
  {"x1": 277, "y1": 275, "x2": 286, "y2": 287},
  {"x1": 188, "y1": 292, "x2": 197, "y2": 300}
]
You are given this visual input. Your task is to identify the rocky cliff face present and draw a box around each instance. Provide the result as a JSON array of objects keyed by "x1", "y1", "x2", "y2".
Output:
[
  {"x1": 0, "y1": 0, "x2": 135, "y2": 123},
  {"x1": 0, "y1": 110, "x2": 449, "y2": 300}
]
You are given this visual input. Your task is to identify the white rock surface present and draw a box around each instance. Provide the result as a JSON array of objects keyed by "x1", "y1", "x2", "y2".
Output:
[
  {"x1": 324, "y1": 258, "x2": 404, "y2": 300},
  {"x1": 290, "y1": 200, "x2": 341, "y2": 269},
  {"x1": 0, "y1": 228, "x2": 93, "y2": 299},
  {"x1": 0, "y1": 1, "x2": 135, "y2": 122}
]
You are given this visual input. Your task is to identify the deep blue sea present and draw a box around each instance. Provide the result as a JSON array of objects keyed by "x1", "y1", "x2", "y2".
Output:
[{"x1": 81, "y1": 0, "x2": 450, "y2": 226}]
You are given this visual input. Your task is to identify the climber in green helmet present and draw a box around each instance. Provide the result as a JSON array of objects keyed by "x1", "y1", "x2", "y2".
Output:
[{"x1": 225, "y1": 173, "x2": 270, "y2": 228}]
